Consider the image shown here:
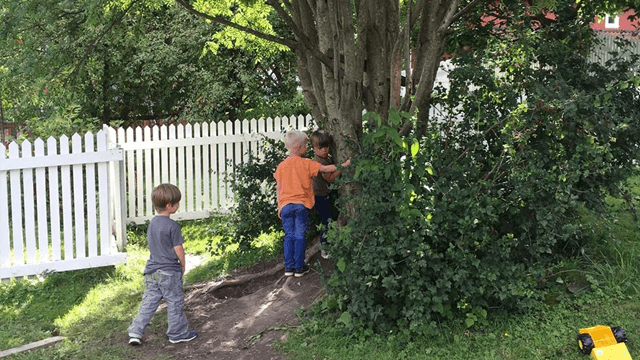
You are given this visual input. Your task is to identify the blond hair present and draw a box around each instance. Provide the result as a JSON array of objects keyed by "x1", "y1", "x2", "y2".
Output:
[{"x1": 284, "y1": 130, "x2": 308, "y2": 151}]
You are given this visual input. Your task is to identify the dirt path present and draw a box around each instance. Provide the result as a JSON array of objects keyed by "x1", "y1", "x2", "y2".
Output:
[{"x1": 126, "y1": 241, "x2": 329, "y2": 360}]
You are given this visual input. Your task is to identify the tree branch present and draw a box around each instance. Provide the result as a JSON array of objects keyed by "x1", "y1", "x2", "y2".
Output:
[
  {"x1": 174, "y1": 0, "x2": 297, "y2": 49},
  {"x1": 449, "y1": 0, "x2": 487, "y2": 27},
  {"x1": 265, "y1": 0, "x2": 337, "y2": 73}
]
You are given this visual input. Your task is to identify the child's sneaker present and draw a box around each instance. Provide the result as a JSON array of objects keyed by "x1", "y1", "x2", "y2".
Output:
[
  {"x1": 284, "y1": 268, "x2": 294, "y2": 277},
  {"x1": 129, "y1": 336, "x2": 142, "y2": 346},
  {"x1": 294, "y1": 265, "x2": 311, "y2": 278},
  {"x1": 169, "y1": 330, "x2": 198, "y2": 344},
  {"x1": 321, "y1": 250, "x2": 329, "y2": 259}
]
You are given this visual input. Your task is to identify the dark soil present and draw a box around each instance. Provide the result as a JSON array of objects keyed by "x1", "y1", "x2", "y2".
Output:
[{"x1": 125, "y1": 241, "x2": 330, "y2": 360}]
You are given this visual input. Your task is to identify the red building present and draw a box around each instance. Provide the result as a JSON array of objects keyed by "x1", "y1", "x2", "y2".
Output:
[{"x1": 592, "y1": 9, "x2": 639, "y2": 32}]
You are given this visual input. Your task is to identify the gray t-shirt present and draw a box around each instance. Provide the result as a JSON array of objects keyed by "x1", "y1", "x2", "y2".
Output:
[{"x1": 143, "y1": 215, "x2": 184, "y2": 274}]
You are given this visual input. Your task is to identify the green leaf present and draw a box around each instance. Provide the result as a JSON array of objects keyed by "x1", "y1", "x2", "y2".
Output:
[
  {"x1": 465, "y1": 317, "x2": 475, "y2": 328},
  {"x1": 337, "y1": 257, "x2": 346, "y2": 273},
  {"x1": 411, "y1": 140, "x2": 419, "y2": 157},
  {"x1": 337, "y1": 311, "x2": 352, "y2": 327}
]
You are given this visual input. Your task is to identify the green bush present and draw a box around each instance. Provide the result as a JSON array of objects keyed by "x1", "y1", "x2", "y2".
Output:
[
  {"x1": 326, "y1": 31, "x2": 640, "y2": 335},
  {"x1": 228, "y1": 136, "x2": 288, "y2": 251}
]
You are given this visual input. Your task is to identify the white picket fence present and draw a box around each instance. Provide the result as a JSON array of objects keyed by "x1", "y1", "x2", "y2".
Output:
[
  {"x1": 0, "y1": 130, "x2": 126, "y2": 279},
  {"x1": 109, "y1": 114, "x2": 312, "y2": 224},
  {"x1": 0, "y1": 115, "x2": 311, "y2": 279}
]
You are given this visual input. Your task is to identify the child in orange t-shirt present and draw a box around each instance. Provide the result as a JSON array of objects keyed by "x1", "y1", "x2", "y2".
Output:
[{"x1": 274, "y1": 130, "x2": 349, "y2": 277}]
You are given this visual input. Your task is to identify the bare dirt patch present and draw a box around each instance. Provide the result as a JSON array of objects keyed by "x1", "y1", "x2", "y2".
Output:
[{"x1": 125, "y1": 241, "x2": 330, "y2": 360}]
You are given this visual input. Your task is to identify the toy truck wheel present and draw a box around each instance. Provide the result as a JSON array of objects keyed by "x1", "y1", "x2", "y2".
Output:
[
  {"x1": 577, "y1": 333, "x2": 595, "y2": 355},
  {"x1": 611, "y1": 326, "x2": 628, "y2": 343}
]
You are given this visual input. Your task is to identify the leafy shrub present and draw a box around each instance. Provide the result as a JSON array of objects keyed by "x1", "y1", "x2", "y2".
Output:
[
  {"x1": 326, "y1": 29, "x2": 640, "y2": 335},
  {"x1": 228, "y1": 136, "x2": 288, "y2": 251}
]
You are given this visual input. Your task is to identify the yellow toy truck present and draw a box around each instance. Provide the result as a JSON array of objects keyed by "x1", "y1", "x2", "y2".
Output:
[{"x1": 577, "y1": 325, "x2": 632, "y2": 359}]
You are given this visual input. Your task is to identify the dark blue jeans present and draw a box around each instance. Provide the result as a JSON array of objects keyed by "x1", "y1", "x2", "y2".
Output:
[
  {"x1": 281, "y1": 204, "x2": 310, "y2": 270},
  {"x1": 314, "y1": 194, "x2": 334, "y2": 244}
]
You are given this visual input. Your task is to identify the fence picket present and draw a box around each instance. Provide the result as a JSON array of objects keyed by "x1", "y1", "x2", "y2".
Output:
[
  {"x1": 216, "y1": 121, "x2": 225, "y2": 209},
  {"x1": 152, "y1": 126, "x2": 161, "y2": 191},
  {"x1": 185, "y1": 124, "x2": 194, "y2": 212},
  {"x1": 169, "y1": 124, "x2": 177, "y2": 186},
  {"x1": 60, "y1": 136, "x2": 74, "y2": 261},
  {"x1": 193, "y1": 123, "x2": 202, "y2": 212},
  {"x1": 200, "y1": 123, "x2": 210, "y2": 211},
  {"x1": 159, "y1": 125, "x2": 168, "y2": 184},
  {"x1": 34, "y1": 139, "x2": 49, "y2": 262},
  {"x1": 107, "y1": 126, "x2": 127, "y2": 252},
  {"x1": 97, "y1": 131, "x2": 111, "y2": 256},
  {"x1": 85, "y1": 133, "x2": 98, "y2": 258},
  {"x1": 47, "y1": 137, "x2": 62, "y2": 261},
  {"x1": 9, "y1": 142, "x2": 24, "y2": 266},
  {"x1": 224, "y1": 120, "x2": 234, "y2": 208},
  {"x1": 125, "y1": 128, "x2": 135, "y2": 219},
  {"x1": 0, "y1": 144, "x2": 10, "y2": 268},
  {"x1": 21, "y1": 141, "x2": 37, "y2": 265},
  {"x1": 72, "y1": 134, "x2": 86, "y2": 259},
  {"x1": 176, "y1": 124, "x2": 186, "y2": 210},
  {"x1": 258, "y1": 117, "x2": 266, "y2": 160},
  {"x1": 144, "y1": 126, "x2": 153, "y2": 216},
  {"x1": 135, "y1": 127, "x2": 144, "y2": 218},
  {"x1": 274, "y1": 117, "x2": 282, "y2": 134},
  {"x1": 242, "y1": 119, "x2": 250, "y2": 164}
]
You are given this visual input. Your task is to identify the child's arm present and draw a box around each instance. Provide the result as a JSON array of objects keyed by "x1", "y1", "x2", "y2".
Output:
[
  {"x1": 276, "y1": 182, "x2": 282, "y2": 218},
  {"x1": 322, "y1": 169, "x2": 341, "y2": 184},
  {"x1": 174, "y1": 244, "x2": 186, "y2": 275},
  {"x1": 318, "y1": 159, "x2": 350, "y2": 174}
]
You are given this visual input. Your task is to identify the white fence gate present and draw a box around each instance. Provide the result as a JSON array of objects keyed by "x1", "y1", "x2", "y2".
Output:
[{"x1": 0, "y1": 130, "x2": 126, "y2": 280}]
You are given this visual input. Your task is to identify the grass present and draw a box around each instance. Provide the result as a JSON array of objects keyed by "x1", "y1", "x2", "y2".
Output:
[
  {"x1": 0, "y1": 215, "x2": 282, "y2": 359},
  {"x1": 2, "y1": 184, "x2": 640, "y2": 359}
]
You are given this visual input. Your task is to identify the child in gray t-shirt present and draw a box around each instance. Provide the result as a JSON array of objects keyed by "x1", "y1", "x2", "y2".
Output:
[{"x1": 127, "y1": 184, "x2": 198, "y2": 345}]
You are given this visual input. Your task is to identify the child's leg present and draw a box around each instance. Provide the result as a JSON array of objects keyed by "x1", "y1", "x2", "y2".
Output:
[
  {"x1": 159, "y1": 271, "x2": 190, "y2": 340},
  {"x1": 291, "y1": 206, "x2": 310, "y2": 270},
  {"x1": 314, "y1": 195, "x2": 333, "y2": 244},
  {"x1": 281, "y1": 204, "x2": 297, "y2": 270},
  {"x1": 128, "y1": 271, "x2": 164, "y2": 338}
]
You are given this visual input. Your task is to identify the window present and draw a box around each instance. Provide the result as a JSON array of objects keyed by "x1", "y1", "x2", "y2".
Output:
[{"x1": 605, "y1": 14, "x2": 619, "y2": 29}]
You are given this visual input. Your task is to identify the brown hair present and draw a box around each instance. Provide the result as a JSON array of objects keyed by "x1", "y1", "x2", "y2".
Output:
[
  {"x1": 310, "y1": 130, "x2": 332, "y2": 148},
  {"x1": 151, "y1": 183, "x2": 182, "y2": 212}
]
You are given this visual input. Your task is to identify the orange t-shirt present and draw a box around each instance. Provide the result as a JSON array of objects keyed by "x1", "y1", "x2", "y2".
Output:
[{"x1": 274, "y1": 156, "x2": 322, "y2": 210}]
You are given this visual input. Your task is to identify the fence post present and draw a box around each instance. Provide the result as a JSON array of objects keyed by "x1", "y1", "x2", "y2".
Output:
[{"x1": 106, "y1": 126, "x2": 127, "y2": 252}]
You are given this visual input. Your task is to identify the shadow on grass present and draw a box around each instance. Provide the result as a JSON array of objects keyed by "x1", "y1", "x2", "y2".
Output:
[{"x1": 0, "y1": 266, "x2": 116, "y2": 350}]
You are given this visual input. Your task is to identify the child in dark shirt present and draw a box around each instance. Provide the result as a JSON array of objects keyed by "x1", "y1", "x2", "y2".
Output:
[{"x1": 310, "y1": 130, "x2": 342, "y2": 259}]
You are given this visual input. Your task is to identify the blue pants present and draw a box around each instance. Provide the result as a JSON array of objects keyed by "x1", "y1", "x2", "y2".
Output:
[
  {"x1": 314, "y1": 195, "x2": 334, "y2": 244},
  {"x1": 281, "y1": 204, "x2": 310, "y2": 270},
  {"x1": 128, "y1": 270, "x2": 190, "y2": 341}
]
